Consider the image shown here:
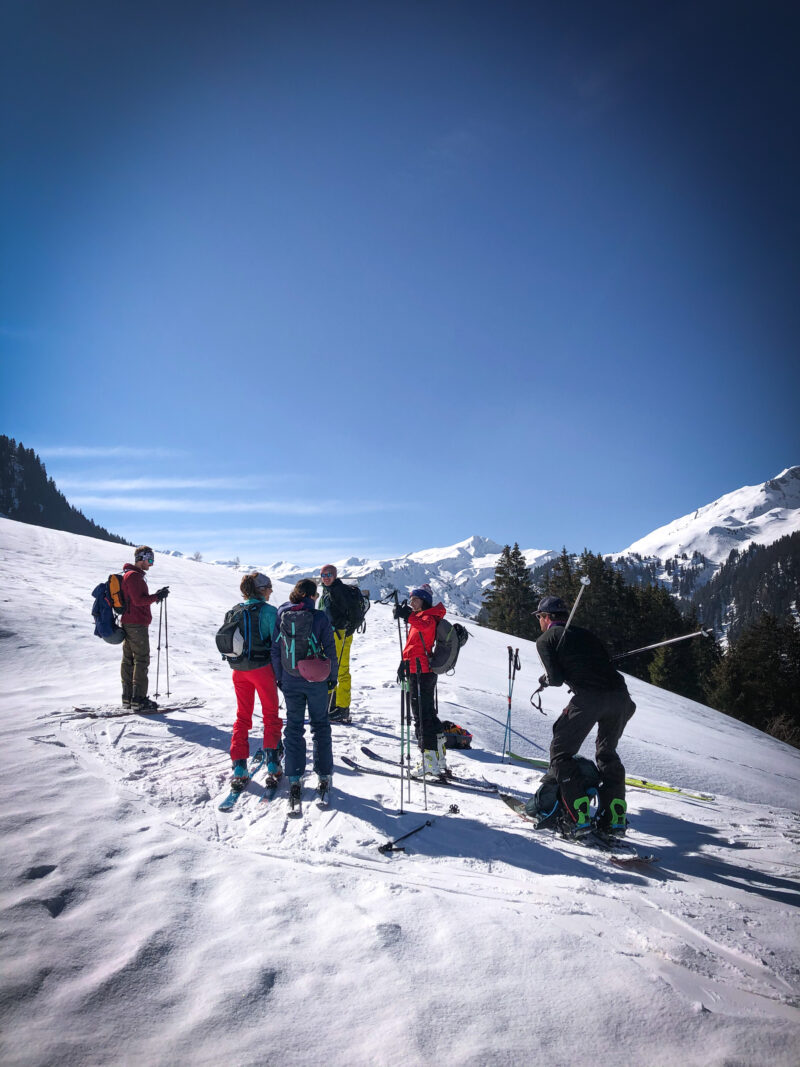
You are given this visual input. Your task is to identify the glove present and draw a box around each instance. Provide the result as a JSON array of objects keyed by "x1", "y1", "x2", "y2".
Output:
[
  {"x1": 538, "y1": 673, "x2": 549, "y2": 689},
  {"x1": 393, "y1": 600, "x2": 411, "y2": 622},
  {"x1": 397, "y1": 660, "x2": 409, "y2": 683},
  {"x1": 327, "y1": 679, "x2": 338, "y2": 693},
  {"x1": 156, "y1": 586, "x2": 170, "y2": 601}
]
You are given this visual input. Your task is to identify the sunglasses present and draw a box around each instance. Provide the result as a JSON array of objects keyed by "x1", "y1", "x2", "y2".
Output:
[{"x1": 321, "y1": 572, "x2": 335, "y2": 578}]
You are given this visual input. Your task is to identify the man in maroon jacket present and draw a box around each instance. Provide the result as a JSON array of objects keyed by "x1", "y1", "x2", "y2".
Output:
[{"x1": 120, "y1": 546, "x2": 169, "y2": 710}]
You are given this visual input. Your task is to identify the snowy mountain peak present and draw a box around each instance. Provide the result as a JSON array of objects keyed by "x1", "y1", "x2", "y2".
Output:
[{"x1": 616, "y1": 465, "x2": 800, "y2": 565}]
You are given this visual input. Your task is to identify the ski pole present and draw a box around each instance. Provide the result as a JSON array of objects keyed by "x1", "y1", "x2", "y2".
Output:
[
  {"x1": 502, "y1": 646, "x2": 521, "y2": 762},
  {"x1": 154, "y1": 600, "x2": 163, "y2": 697},
  {"x1": 612, "y1": 628, "x2": 713, "y2": 661},
  {"x1": 378, "y1": 819, "x2": 433, "y2": 854},
  {"x1": 164, "y1": 596, "x2": 170, "y2": 697},
  {"x1": 399, "y1": 663, "x2": 407, "y2": 813},
  {"x1": 556, "y1": 575, "x2": 591, "y2": 649},
  {"x1": 415, "y1": 658, "x2": 427, "y2": 811}
]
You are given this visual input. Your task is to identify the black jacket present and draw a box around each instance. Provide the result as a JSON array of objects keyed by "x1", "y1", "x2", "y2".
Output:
[
  {"x1": 536, "y1": 624, "x2": 626, "y2": 692},
  {"x1": 318, "y1": 578, "x2": 352, "y2": 632}
]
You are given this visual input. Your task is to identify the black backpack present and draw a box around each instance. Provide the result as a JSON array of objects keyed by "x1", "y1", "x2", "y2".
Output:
[
  {"x1": 216, "y1": 603, "x2": 271, "y2": 667},
  {"x1": 524, "y1": 756, "x2": 601, "y2": 827},
  {"x1": 341, "y1": 584, "x2": 370, "y2": 635},
  {"x1": 427, "y1": 619, "x2": 469, "y2": 675},
  {"x1": 277, "y1": 608, "x2": 322, "y2": 677}
]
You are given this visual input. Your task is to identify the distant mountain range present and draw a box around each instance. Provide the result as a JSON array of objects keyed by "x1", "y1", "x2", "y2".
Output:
[{"x1": 242, "y1": 468, "x2": 799, "y2": 619}]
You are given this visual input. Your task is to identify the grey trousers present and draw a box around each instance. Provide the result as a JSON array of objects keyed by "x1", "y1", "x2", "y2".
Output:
[{"x1": 121, "y1": 624, "x2": 151, "y2": 698}]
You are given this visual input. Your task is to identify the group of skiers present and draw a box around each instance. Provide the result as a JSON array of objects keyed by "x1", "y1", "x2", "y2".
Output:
[{"x1": 116, "y1": 548, "x2": 635, "y2": 837}]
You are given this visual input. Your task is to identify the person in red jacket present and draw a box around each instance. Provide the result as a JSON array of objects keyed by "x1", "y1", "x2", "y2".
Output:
[
  {"x1": 396, "y1": 584, "x2": 448, "y2": 777},
  {"x1": 120, "y1": 545, "x2": 169, "y2": 710}
]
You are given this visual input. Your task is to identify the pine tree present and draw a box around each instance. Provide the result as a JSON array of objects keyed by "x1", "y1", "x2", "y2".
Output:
[
  {"x1": 482, "y1": 543, "x2": 540, "y2": 640},
  {"x1": 706, "y1": 613, "x2": 800, "y2": 747}
]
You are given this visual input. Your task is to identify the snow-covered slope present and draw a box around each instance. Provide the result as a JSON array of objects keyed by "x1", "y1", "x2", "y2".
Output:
[
  {"x1": 1, "y1": 516, "x2": 799, "y2": 1067},
  {"x1": 264, "y1": 535, "x2": 555, "y2": 618},
  {"x1": 616, "y1": 466, "x2": 800, "y2": 564}
]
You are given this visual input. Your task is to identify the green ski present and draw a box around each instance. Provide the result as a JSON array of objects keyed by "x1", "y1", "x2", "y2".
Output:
[{"x1": 508, "y1": 752, "x2": 715, "y2": 801}]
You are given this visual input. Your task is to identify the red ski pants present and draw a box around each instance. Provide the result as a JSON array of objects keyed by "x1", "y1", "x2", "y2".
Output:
[{"x1": 230, "y1": 665, "x2": 282, "y2": 762}]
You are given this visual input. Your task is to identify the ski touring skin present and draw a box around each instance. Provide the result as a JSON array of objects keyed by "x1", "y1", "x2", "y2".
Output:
[
  {"x1": 499, "y1": 793, "x2": 658, "y2": 868},
  {"x1": 343, "y1": 749, "x2": 497, "y2": 795},
  {"x1": 71, "y1": 698, "x2": 205, "y2": 719},
  {"x1": 508, "y1": 751, "x2": 715, "y2": 802}
]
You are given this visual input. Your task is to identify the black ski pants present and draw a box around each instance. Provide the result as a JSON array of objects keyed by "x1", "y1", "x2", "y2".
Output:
[
  {"x1": 549, "y1": 686, "x2": 636, "y2": 815},
  {"x1": 408, "y1": 671, "x2": 444, "y2": 751}
]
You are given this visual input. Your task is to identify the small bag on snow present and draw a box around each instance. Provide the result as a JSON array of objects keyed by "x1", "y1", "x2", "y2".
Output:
[{"x1": 440, "y1": 720, "x2": 473, "y2": 749}]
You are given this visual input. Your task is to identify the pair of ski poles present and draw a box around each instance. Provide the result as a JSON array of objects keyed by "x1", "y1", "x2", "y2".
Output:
[
  {"x1": 502, "y1": 646, "x2": 521, "y2": 762},
  {"x1": 382, "y1": 589, "x2": 431, "y2": 812},
  {"x1": 154, "y1": 597, "x2": 170, "y2": 698}
]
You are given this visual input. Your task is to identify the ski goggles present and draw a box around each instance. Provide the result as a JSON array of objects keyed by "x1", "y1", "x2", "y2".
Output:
[{"x1": 136, "y1": 554, "x2": 155, "y2": 564}]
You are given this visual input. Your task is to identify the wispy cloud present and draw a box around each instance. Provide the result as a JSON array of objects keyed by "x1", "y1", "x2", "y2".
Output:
[
  {"x1": 69, "y1": 496, "x2": 400, "y2": 515},
  {"x1": 39, "y1": 446, "x2": 186, "y2": 459},
  {"x1": 59, "y1": 477, "x2": 261, "y2": 491}
]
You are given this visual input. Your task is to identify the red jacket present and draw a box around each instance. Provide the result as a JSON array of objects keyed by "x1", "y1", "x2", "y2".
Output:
[
  {"x1": 121, "y1": 563, "x2": 159, "y2": 626},
  {"x1": 402, "y1": 603, "x2": 446, "y2": 673}
]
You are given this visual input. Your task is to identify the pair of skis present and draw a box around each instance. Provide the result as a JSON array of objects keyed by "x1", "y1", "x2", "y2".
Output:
[
  {"x1": 218, "y1": 750, "x2": 283, "y2": 812},
  {"x1": 342, "y1": 746, "x2": 498, "y2": 795},
  {"x1": 508, "y1": 751, "x2": 715, "y2": 802},
  {"x1": 499, "y1": 793, "x2": 657, "y2": 867},
  {"x1": 70, "y1": 697, "x2": 205, "y2": 719}
]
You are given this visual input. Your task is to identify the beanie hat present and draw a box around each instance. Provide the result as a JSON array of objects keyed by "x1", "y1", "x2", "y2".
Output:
[
  {"x1": 536, "y1": 595, "x2": 568, "y2": 616},
  {"x1": 321, "y1": 564, "x2": 337, "y2": 578},
  {"x1": 410, "y1": 584, "x2": 434, "y2": 607}
]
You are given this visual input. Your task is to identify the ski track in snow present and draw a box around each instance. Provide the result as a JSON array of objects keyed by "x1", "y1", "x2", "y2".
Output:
[{"x1": 1, "y1": 517, "x2": 800, "y2": 1067}]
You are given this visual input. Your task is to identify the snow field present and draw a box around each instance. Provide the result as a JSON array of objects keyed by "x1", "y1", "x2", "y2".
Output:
[{"x1": 1, "y1": 517, "x2": 799, "y2": 1066}]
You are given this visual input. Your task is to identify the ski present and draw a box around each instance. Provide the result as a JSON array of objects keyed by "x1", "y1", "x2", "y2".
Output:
[
  {"x1": 343, "y1": 753, "x2": 497, "y2": 795},
  {"x1": 71, "y1": 698, "x2": 205, "y2": 720},
  {"x1": 498, "y1": 793, "x2": 657, "y2": 866},
  {"x1": 217, "y1": 750, "x2": 270, "y2": 813},
  {"x1": 508, "y1": 751, "x2": 714, "y2": 801},
  {"x1": 360, "y1": 745, "x2": 497, "y2": 793}
]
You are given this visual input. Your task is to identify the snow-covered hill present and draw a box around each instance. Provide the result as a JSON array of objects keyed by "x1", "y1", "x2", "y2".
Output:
[{"x1": 1, "y1": 516, "x2": 799, "y2": 1066}]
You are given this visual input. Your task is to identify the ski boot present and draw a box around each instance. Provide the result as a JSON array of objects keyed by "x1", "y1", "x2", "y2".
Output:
[
  {"x1": 230, "y1": 759, "x2": 251, "y2": 793},
  {"x1": 316, "y1": 774, "x2": 331, "y2": 803},
  {"x1": 122, "y1": 690, "x2": 132, "y2": 709},
  {"x1": 435, "y1": 733, "x2": 449, "y2": 777},
  {"x1": 131, "y1": 694, "x2": 159, "y2": 712},
  {"x1": 596, "y1": 798, "x2": 628, "y2": 839},
  {"x1": 264, "y1": 742, "x2": 284, "y2": 779},
  {"x1": 556, "y1": 792, "x2": 595, "y2": 839},
  {"x1": 328, "y1": 706, "x2": 352, "y2": 724},
  {"x1": 412, "y1": 749, "x2": 445, "y2": 779},
  {"x1": 288, "y1": 777, "x2": 302, "y2": 812}
]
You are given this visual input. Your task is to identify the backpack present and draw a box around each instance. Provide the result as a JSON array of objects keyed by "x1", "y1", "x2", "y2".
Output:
[
  {"x1": 215, "y1": 602, "x2": 271, "y2": 667},
  {"x1": 107, "y1": 573, "x2": 126, "y2": 614},
  {"x1": 440, "y1": 720, "x2": 473, "y2": 749},
  {"x1": 342, "y1": 584, "x2": 370, "y2": 635},
  {"x1": 278, "y1": 608, "x2": 328, "y2": 679},
  {"x1": 91, "y1": 581, "x2": 125, "y2": 645},
  {"x1": 524, "y1": 756, "x2": 601, "y2": 827},
  {"x1": 427, "y1": 619, "x2": 469, "y2": 675}
]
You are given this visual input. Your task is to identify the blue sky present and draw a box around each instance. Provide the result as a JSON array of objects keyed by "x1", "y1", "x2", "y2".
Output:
[{"x1": 2, "y1": 1, "x2": 798, "y2": 565}]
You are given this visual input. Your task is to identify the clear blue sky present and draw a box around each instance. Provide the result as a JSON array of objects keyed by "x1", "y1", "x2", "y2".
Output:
[{"x1": 2, "y1": 2, "x2": 798, "y2": 565}]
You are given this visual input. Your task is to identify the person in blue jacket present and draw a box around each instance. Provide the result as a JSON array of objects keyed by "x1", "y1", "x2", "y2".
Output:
[{"x1": 271, "y1": 578, "x2": 338, "y2": 804}]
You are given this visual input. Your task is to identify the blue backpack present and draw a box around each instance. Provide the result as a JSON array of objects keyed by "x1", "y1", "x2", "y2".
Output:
[{"x1": 92, "y1": 582, "x2": 125, "y2": 645}]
